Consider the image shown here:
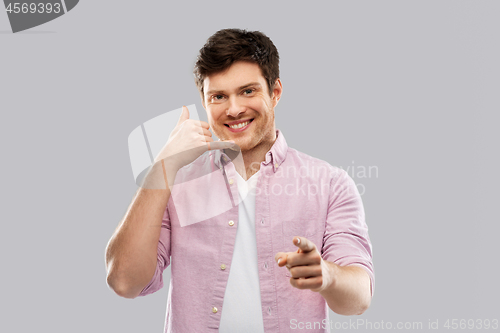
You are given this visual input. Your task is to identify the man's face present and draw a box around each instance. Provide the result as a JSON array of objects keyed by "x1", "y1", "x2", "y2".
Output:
[{"x1": 202, "y1": 61, "x2": 282, "y2": 153}]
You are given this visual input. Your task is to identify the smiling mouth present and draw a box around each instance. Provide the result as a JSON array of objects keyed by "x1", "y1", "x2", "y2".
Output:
[{"x1": 225, "y1": 119, "x2": 254, "y2": 129}]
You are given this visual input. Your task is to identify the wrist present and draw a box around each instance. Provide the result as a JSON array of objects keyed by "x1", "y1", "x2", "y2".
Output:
[
  {"x1": 141, "y1": 160, "x2": 178, "y2": 190},
  {"x1": 318, "y1": 260, "x2": 338, "y2": 294}
]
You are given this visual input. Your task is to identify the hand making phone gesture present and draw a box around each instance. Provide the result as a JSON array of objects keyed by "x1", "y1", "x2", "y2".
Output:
[{"x1": 142, "y1": 105, "x2": 237, "y2": 189}]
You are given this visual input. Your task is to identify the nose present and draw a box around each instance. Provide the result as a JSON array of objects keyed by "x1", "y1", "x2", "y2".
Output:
[{"x1": 226, "y1": 95, "x2": 246, "y2": 118}]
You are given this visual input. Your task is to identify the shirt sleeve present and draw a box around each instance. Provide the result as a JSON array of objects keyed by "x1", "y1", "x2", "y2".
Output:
[
  {"x1": 322, "y1": 168, "x2": 375, "y2": 297},
  {"x1": 137, "y1": 205, "x2": 172, "y2": 297}
]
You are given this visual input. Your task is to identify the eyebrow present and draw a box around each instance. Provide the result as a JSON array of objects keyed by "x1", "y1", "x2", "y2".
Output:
[{"x1": 205, "y1": 82, "x2": 262, "y2": 96}]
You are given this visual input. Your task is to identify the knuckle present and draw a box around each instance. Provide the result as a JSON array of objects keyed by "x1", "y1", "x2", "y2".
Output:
[
  {"x1": 311, "y1": 252, "x2": 321, "y2": 262},
  {"x1": 285, "y1": 256, "x2": 292, "y2": 266}
]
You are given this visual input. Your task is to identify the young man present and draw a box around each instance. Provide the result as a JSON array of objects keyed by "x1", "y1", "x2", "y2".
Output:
[{"x1": 106, "y1": 29, "x2": 374, "y2": 332}]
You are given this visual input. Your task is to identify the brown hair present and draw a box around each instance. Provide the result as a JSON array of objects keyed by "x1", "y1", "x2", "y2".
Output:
[{"x1": 194, "y1": 28, "x2": 280, "y2": 97}]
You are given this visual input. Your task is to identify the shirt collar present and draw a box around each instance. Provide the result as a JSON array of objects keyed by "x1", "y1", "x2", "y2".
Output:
[{"x1": 213, "y1": 129, "x2": 288, "y2": 173}]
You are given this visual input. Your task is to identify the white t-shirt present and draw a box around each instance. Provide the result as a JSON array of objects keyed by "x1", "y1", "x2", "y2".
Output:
[{"x1": 219, "y1": 170, "x2": 264, "y2": 333}]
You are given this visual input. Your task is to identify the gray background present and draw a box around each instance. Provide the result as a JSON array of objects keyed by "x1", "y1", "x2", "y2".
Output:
[{"x1": 1, "y1": 1, "x2": 498, "y2": 332}]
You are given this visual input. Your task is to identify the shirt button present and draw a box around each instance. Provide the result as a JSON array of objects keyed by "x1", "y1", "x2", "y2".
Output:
[
  {"x1": 212, "y1": 307, "x2": 218, "y2": 313},
  {"x1": 220, "y1": 264, "x2": 226, "y2": 270},
  {"x1": 275, "y1": 163, "x2": 279, "y2": 169},
  {"x1": 228, "y1": 178, "x2": 234, "y2": 185},
  {"x1": 228, "y1": 220, "x2": 235, "y2": 226}
]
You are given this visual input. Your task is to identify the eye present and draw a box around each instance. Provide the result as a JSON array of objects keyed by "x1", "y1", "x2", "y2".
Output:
[
  {"x1": 243, "y1": 88, "x2": 254, "y2": 95},
  {"x1": 211, "y1": 94, "x2": 225, "y2": 103}
]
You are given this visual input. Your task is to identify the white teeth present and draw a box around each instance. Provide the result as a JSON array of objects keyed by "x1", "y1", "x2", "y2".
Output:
[{"x1": 229, "y1": 120, "x2": 250, "y2": 129}]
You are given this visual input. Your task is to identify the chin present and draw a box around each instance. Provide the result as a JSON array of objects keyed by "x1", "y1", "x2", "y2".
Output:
[{"x1": 225, "y1": 137, "x2": 248, "y2": 151}]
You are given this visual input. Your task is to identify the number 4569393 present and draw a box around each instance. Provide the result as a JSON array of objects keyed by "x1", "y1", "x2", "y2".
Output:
[
  {"x1": 5, "y1": 3, "x2": 61, "y2": 14},
  {"x1": 443, "y1": 319, "x2": 498, "y2": 330}
]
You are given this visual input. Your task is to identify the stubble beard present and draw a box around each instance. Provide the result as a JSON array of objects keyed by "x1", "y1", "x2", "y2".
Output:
[{"x1": 243, "y1": 112, "x2": 277, "y2": 159}]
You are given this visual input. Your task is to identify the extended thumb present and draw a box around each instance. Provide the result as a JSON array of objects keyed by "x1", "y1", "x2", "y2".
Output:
[{"x1": 178, "y1": 105, "x2": 190, "y2": 123}]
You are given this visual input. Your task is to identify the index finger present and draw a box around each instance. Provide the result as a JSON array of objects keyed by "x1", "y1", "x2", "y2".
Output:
[
  {"x1": 293, "y1": 236, "x2": 316, "y2": 253},
  {"x1": 197, "y1": 120, "x2": 210, "y2": 129}
]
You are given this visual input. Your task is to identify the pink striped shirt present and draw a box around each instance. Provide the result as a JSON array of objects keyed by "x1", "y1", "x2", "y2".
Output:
[{"x1": 139, "y1": 130, "x2": 374, "y2": 332}]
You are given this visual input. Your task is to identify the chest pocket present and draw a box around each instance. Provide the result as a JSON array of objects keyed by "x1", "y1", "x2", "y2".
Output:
[{"x1": 281, "y1": 220, "x2": 324, "y2": 277}]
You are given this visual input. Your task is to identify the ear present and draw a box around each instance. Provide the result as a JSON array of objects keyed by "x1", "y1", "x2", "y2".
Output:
[{"x1": 271, "y1": 78, "x2": 283, "y2": 108}]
